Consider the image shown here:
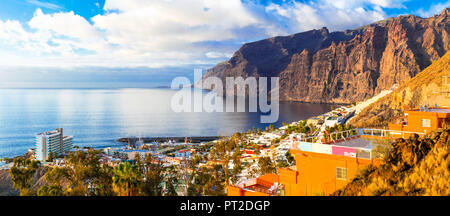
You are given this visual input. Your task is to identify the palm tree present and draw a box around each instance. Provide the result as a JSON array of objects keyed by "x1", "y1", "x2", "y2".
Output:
[
  {"x1": 164, "y1": 165, "x2": 179, "y2": 196},
  {"x1": 112, "y1": 162, "x2": 141, "y2": 196}
]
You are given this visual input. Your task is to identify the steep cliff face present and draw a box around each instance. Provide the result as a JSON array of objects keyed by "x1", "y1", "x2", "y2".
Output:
[
  {"x1": 350, "y1": 51, "x2": 450, "y2": 128},
  {"x1": 204, "y1": 8, "x2": 450, "y2": 103}
]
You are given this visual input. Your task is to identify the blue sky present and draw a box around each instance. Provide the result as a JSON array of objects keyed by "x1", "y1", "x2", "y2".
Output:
[
  {"x1": 1, "y1": 0, "x2": 447, "y2": 23},
  {"x1": 0, "y1": 0, "x2": 447, "y2": 22},
  {"x1": 0, "y1": 0, "x2": 448, "y2": 69},
  {"x1": 0, "y1": 0, "x2": 105, "y2": 23}
]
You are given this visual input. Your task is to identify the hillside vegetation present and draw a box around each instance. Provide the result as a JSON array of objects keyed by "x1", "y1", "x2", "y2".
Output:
[
  {"x1": 333, "y1": 128, "x2": 450, "y2": 196},
  {"x1": 350, "y1": 51, "x2": 450, "y2": 128}
]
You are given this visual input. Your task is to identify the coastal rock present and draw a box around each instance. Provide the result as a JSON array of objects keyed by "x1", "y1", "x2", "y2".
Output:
[{"x1": 204, "y1": 8, "x2": 450, "y2": 103}]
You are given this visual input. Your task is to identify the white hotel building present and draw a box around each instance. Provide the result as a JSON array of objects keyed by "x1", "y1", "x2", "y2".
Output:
[{"x1": 35, "y1": 128, "x2": 73, "y2": 161}]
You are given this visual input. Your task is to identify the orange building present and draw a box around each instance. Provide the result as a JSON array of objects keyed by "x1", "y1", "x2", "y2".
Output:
[
  {"x1": 228, "y1": 108, "x2": 449, "y2": 196},
  {"x1": 228, "y1": 149, "x2": 382, "y2": 196},
  {"x1": 227, "y1": 173, "x2": 280, "y2": 196},
  {"x1": 389, "y1": 107, "x2": 450, "y2": 137},
  {"x1": 280, "y1": 149, "x2": 382, "y2": 196}
]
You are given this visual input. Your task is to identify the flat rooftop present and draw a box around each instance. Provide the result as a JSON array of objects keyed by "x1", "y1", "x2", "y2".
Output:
[
  {"x1": 411, "y1": 108, "x2": 450, "y2": 113},
  {"x1": 333, "y1": 137, "x2": 375, "y2": 149},
  {"x1": 36, "y1": 130, "x2": 60, "y2": 136}
]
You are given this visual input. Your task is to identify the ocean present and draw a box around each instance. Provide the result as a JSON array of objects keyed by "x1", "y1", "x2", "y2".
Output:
[{"x1": 0, "y1": 88, "x2": 332, "y2": 158}]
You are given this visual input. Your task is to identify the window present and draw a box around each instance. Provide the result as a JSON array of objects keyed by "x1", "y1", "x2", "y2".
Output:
[
  {"x1": 421, "y1": 119, "x2": 431, "y2": 128},
  {"x1": 336, "y1": 167, "x2": 348, "y2": 181}
]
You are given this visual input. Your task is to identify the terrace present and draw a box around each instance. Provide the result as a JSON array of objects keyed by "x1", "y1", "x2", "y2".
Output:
[
  {"x1": 229, "y1": 173, "x2": 282, "y2": 196},
  {"x1": 291, "y1": 128, "x2": 397, "y2": 159}
]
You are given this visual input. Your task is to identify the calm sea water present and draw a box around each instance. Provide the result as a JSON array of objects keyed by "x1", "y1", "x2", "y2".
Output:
[{"x1": 0, "y1": 88, "x2": 332, "y2": 158}]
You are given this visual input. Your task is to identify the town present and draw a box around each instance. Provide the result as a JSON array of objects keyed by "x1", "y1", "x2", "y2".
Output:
[{"x1": 2, "y1": 94, "x2": 448, "y2": 196}]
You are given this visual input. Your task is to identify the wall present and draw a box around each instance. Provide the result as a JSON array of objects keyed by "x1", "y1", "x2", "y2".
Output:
[
  {"x1": 278, "y1": 168, "x2": 302, "y2": 196},
  {"x1": 227, "y1": 186, "x2": 270, "y2": 196},
  {"x1": 389, "y1": 110, "x2": 450, "y2": 138},
  {"x1": 312, "y1": 143, "x2": 332, "y2": 155},
  {"x1": 298, "y1": 142, "x2": 313, "y2": 152},
  {"x1": 403, "y1": 111, "x2": 439, "y2": 134},
  {"x1": 286, "y1": 149, "x2": 382, "y2": 196},
  {"x1": 332, "y1": 146, "x2": 357, "y2": 158},
  {"x1": 227, "y1": 150, "x2": 383, "y2": 196}
]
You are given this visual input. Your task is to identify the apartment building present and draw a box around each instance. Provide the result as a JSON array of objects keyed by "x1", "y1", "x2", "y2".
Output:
[{"x1": 35, "y1": 128, "x2": 73, "y2": 161}]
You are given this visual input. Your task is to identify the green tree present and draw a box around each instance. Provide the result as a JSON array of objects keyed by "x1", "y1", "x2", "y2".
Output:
[
  {"x1": 9, "y1": 158, "x2": 40, "y2": 196},
  {"x1": 187, "y1": 167, "x2": 210, "y2": 196},
  {"x1": 43, "y1": 149, "x2": 115, "y2": 196},
  {"x1": 112, "y1": 162, "x2": 141, "y2": 196},
  {"x1": 285, "y1": 151, "x2": 295, "y2": 165},
  {"x1": 258, "y1": 157, "x2": 276, "y2": 175},
  {"x1": 257, "y1": 128, "x2": 262, "y2": 135},
  {"x1": 277, "y1": 160, "x2": 289, "y2": 168},
  {"x1": 210, "y1": 137, "x2": 240, "y2": 186},
  {"x1": 47, "y1": 152, "x2": 56, "y2": 162},
  {"x1": 254, "y1": 144, "x2": 261, "y2": 155},
  {"x1": 230, "y1": 146, "x2": 243, "y2": 185},
  {"x1": 139, "y1": 154, "x2": 164, "y2": 196},
  {"x1": 164, "y1": 165, "x2": 179, "y2": 196},
  {"x1": 37, "y1": 185, "x2": 63, "y2": 196}
]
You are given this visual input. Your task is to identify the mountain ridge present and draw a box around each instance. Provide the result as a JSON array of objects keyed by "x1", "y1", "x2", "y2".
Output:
[{"x1": 204, "y1": 8, "x2": 450, "y2": 103}]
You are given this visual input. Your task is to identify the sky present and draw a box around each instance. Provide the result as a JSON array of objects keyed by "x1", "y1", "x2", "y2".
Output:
[{"x1": 0, "y1": 0, "x2": 448, "y2": 86}]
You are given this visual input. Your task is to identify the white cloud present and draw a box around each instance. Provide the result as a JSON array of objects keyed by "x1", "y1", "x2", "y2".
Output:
[
  {"x1": 28, "y1": 9, "x2": 109, "y2": 51},
  {"x1": 0, "y1": 0, "x2": 266, "y2": 67},
  {"x1": 265, "y1": 0, "x2": 391, "y2": 33},
  {"x1": 0, "y1": 0, "x2": 419, "y2": 68},
  {"x1": 416, "y1": 0, "x2": 450, "y2": 18},
  {"x1": 368, "y1": 0, "x2": 407, "y2": 8},
  {"x1": 0, "y1": 8, "x2": 112, "y2": 59},
  {"x1": 26, "y1": 0, "x2": 61, "y2": 10},
  {"x1": 93, "y1": 0, "x2": 260, "y2": 51},
  {"x1": 205, "y1": 52, "x2": 233, "y2": 59}
]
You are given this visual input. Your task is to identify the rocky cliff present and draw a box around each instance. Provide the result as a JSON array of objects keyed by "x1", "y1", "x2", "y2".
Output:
[
  {"x1": 204, "y1": 8, "x2": 450, "y2": 103},
  {"x1": 333, "y1": 128, "x2": 450, "y2": 196},
  {"x1": 350, "y1": 50, "x2": 450, "y2": 128}
]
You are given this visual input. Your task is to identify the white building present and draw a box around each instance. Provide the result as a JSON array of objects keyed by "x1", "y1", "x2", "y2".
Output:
[
  {"x1": 263, "y1": 133, "x2": 282, "y2": 140},
  {"x1": 323, "y1": 116, "x2": 343, "y2": 128},
  {"x1": 35, "y1": 128, "x2": 73, "y2": 161}
]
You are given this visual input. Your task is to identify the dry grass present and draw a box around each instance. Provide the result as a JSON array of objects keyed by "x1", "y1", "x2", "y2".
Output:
[{"x1": 333, "y1": 128, "x2": 450, "y2": 196}]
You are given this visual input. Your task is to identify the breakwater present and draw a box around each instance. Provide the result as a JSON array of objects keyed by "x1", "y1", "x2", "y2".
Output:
[{"x1": 117, "y1": 136, "x2": 222, "y2": 144}]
